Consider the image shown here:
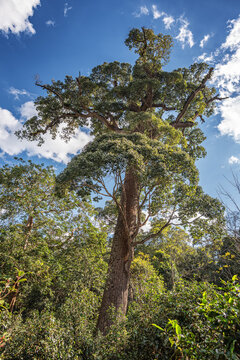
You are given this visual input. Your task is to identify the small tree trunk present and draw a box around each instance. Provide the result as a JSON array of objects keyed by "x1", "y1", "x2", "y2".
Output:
[
  {"x1": 24, "y1": 215, "x2": 33, "y2": 250},
  {"x1": 96, "y1": 167, "x2": 139, "y2": 334}
]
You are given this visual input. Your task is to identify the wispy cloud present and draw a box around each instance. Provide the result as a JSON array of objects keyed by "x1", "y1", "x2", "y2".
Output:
[
  {"x1": 196, "y1": 52, "x2": 214, "y2": 63},
  {"x1": 162, "y1": 15, "x2": 174, "y2": 29},
  {"x1": 0, "y1": 0, "x2": 40, "y2": 35},
  {"x1": 46, "y1": 20, "x2": 55, "y2": 27},
  {"x1": 200, "y1": 34, "x2": 211, "y2": 48},
  {"x1": 8, "y1": 87, "x2": 32, "y2": 100},
  {"x1": 133, "y1": 5, "x2": 175, "y2": 31},
  {"x1": 133, "y1": 6, "x2": 149, "y2": 17},
  {"x1": 176, "y1": 16, "x2": 194, "y2": 48},
  {"x1": 152, "y1": 5, "x2": 163, "y2": 19},
  {"x1": 0, "y1": 102, "x2": 92, "y2": 164},
  {"x1": 64, "y1": 2, "x2": 72, "y2": 17}
]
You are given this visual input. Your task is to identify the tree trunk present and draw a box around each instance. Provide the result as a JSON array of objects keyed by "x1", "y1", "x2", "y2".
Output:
[{"x1": 96, "y1": 167, "x2": 139, "y2": 334}]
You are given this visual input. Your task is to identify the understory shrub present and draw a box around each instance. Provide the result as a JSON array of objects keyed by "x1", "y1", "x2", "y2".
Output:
[{"x1": 1, "y1": 268, "x2": 240, "y2": 359}]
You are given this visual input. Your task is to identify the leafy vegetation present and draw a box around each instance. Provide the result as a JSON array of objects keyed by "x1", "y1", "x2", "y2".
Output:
[
  {"x1": 0, "y1": 27, "x2": 239, "y2": 359},
  {"x1": 0, "y1": 161, "x2": 239, "y2": 358}
]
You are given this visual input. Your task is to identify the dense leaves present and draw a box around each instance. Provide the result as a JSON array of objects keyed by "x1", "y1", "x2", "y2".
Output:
[{"x1": 0, "y1": 162, "x2": 239, "y2": 359}]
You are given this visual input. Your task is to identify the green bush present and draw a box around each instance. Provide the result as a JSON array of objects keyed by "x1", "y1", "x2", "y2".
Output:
[
  {"x1": 1, "y1": 275, "x2": 240, "y2": 359},
  {"x1": 154, "y1": 276, "x2": 240, "y2": 359}
]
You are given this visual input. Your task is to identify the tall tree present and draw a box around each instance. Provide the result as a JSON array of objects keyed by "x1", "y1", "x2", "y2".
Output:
[{"x1": 17, "y1": 28, "x2": 225, "y2": 333}]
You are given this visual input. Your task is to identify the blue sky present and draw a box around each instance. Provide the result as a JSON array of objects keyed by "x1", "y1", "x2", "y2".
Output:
[{"x1": 1, "y1": 0, "x2": 240, "y2": 202}]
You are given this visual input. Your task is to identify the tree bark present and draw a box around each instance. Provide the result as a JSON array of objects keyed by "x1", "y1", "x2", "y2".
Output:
[{"x1": 96, "y1": 167, "x2": 139, "y2": 334}]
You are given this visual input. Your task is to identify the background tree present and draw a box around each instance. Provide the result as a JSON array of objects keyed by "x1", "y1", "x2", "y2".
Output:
[
  {"x1": 17, "y1": 27, "x2": 225, "y2": 333},
  {"x1": 0, "y1": 160, "x2": 107, "y2": 314},
  {"x1": 137, "y1": 226, "x2": 224, "y2": 288}
]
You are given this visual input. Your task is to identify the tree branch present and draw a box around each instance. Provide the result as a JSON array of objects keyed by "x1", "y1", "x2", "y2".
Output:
[
  {"x1": 132, "y1": 206, "x2": 176, "y2": 246},
  {"x1": 170, "y1": 121, "x2": 195, "y2": 129},
  {"x1": 81, "y1": 182, "x2": 111, "y2": 198},
  {"x1": 172, "y1": 94, "x2": 228, "y2": 128},
  {"x1": 35, "y1": 82, "x2": 124, "y2": 135},
  {"x1": 128, "y1": 102, "x2": 141, "y2": 112},
  {"x1": 152, "y1": 103, "x2": 176, "y2": 111},
  {"x1": 140, "y1": 27, "x2": 148, "y2": 58},
  {"x1": 36, "y1": 82, "x2": 65, "y2": 102},
  {"x1": 132, "y1": 220, "x2": 171, "y2": 246},
  {"x1": 174, "y1": 67, "x2": 214, "y2": 124},
  {"x1": 85, "y1": 110, "x2": 123, "y2": 133}
]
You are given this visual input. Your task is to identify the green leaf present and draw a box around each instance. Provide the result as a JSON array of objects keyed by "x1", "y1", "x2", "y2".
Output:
[
  {"x1": 152, "y1": 323, "x2": 164, "y2": 331},
  {"x1": 18, "y1": 270, "x2": 25, "y2": 277},
  {"x1": 175, "y1": 323, "x2": 182, "y2": 337}
]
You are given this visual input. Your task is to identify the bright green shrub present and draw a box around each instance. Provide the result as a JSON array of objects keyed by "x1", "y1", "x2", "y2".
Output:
[{"x1": 154, "y1": 277, "x2": 240, "y2": 359}]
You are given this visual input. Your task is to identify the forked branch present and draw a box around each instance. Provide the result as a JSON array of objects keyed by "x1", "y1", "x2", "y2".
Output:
[
  {"x1": 132, "y1": 206, "x2": 176, "y2": 246},
  {"x1": 174, "y1": 67, "x2": 214, "y2": 124},
  {"x1": 34, "y1": 82, "x2": 123, "y2": 136}
]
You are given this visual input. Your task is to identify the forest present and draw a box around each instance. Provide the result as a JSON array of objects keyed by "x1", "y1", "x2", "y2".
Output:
[{"x1": 1, "y1": 28, "x2": 240, "y2": 359}]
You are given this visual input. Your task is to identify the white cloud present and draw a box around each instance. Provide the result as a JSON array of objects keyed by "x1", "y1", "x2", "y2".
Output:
[
  {"x1": 213, "y1": 16, "x2": 240, "y2": 97},
  {"x1": 64, "y1": 2, "x2": 72, "y2": 17},
  {"x1": 214, "y1": 48, "x2": 240, "y2": 96},
  {"x1": 140, "y1": 6, "x2": 149, "y2": 16},
  {"x1": 9, "y1": 87, "x2": 32, "y2": 100},
  {"x1": 141, "y1": 219, "x2": 151, "y2": 233},
  {"x1": 217, "y1": 96, "x2": 240, "y2": 142},
  {"x1": 0, "y1": 102, "x2": 92, "y2": 163},
  {"x1": 20, "y1": 101, "x2": 38, "y2": 119},
  {"x1": 162, "y1": 15, "x2": 174, "y2": 29},
  {"x1": 152, "y1": 5, "x2": 163, "y2": 19},
  {"x1": 196, "y1": 52, "x2": 214, "y2": 63},
  {"x1": 200, "y1": 34, "x2": 211, "y2": 48},
  {"x1": 46, "y1": 20, "x2": 55, "y2": 27},
  {"x1": 222, "y1": 17, "x2": 240, "y2": 51},
  {"x1": 0, "y1": 0, "x2": 40, "y2": 35},
  {"x1": 134, "y1": 5, "x2": 174, "y2": 30},
  {"x1": 176, "y1": 17, "x2": 194, "y2": 48},
  {"x1": 0, "y1": 108, "x2": 19, "y2": 133},
  {"x1": 134, "y1": 6, "x2": 149, "y2": 17},
  {"x1": 209, "y1": 15, "x2": 240, "y2": 145},
  {"x1": 140, "y1": 211, "x2": 152, "y2": 233},
  {"x1": 229, "y1": 156, "x2": 240, "y2": 165}
]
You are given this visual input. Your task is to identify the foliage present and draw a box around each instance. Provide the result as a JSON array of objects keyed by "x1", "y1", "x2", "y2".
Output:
[
  {"x1": 154, "y1": 277, "x2": 240, "y2": 359},
  {"x1": 0, "y1": 160, "x2": 107, "y2": 312},
  {"x1": 216, "y1": 236, "x2": 240, "y2": 282},
  {"x1": 0, "y1": 270, "x2": 26, "y2": 351},
  {"x1": 0, "y1": 161, "x2": 108, "y2": 359}
]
